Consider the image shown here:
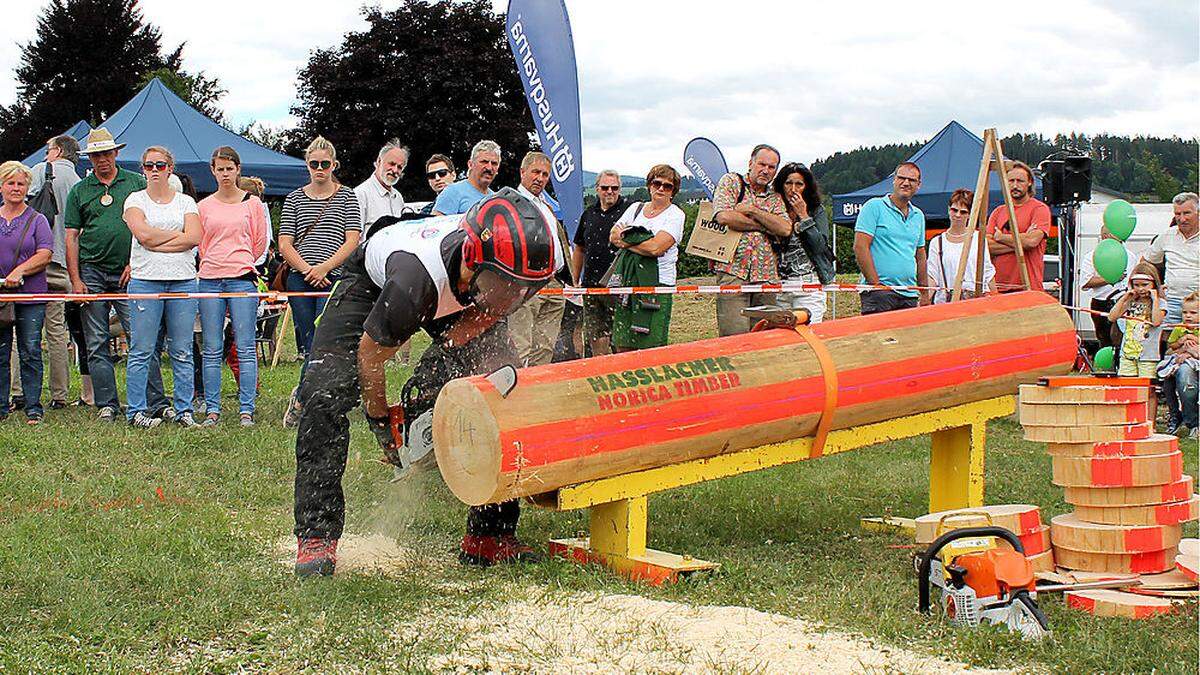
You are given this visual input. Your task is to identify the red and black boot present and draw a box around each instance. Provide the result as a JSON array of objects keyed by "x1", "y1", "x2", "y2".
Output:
[
  {"x1": 458, "y1": 534, "x2": 542, "y2": 566},
  {"x1": 295, "y1": 537, "x2": 338, "y2": 577}
]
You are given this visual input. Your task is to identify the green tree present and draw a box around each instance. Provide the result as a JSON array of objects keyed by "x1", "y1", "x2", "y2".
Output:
[
  {"x1": 0, "y1": 0, "x2": 221, "y2": 158},
  {"x1": 289, "y1": 0, "x2": 533, "y2": 197}
]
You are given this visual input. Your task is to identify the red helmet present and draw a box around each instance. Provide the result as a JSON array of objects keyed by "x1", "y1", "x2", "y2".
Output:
[{"x1": 461, "y1": 187, "x2": 554, "y2": 285}]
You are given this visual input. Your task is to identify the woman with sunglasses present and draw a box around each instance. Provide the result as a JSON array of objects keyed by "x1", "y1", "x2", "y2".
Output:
[
  {"x1": 278, "y1": 136, "x2": 362, "y2": 361},
  {"x1": 608, "y1": 165, "x2": 684, "y2": 352},
  {"x1": 121, "y1": 146, "x2": 202, "y2": 428},
  {"x1": 196, "y1": 146, "x2": 269, "y2": 426},
  {"x1": 927, "y1": 188, "x2": 995, "y2": 303},
  {"x1": 772, "y1": 162, "x2": 834, "y2": 322}
]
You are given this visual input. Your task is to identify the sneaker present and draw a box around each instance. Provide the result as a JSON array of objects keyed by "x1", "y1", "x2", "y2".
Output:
[
  {"x1": 1191, "y1": 428, "x2": 1198, "y2": 440},
  {"x1": 1177, "y1": 424, "x2": 1192, "y2": 438},
  {"x1": 48, "y1": 400, "x2": 67, "y2": 410},
  {"x1": 200, "y1": 413, "x2": 220, "y2": 427},
  {"x1": 282, "y1": 387, "x2": 301, "y2": 429},
  {"x1": 458, "y1": 534, "x2": 542, "y2": 567},
  {"x1": 157, "y1": 407, "x2": 177, "y2": 423},
  {"x1": 240, "y1": 413, "x2": 255, "y2": 427},
  {"x1": 129, "y1": 412, "x2": 162, "y2": 429},
  {"x1": 295, "y1": 537, "x2": 338, "y2": 577},
  {"x1": 176, "y1": 412, "x2": 200, "y2": 428},
  {"x1": 97, "y1": 406, "x2": 118, "y2": 422}
]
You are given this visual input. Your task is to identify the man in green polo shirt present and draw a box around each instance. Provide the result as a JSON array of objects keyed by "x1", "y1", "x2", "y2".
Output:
[{"x1": 64, "y1": 128, "x2": 166, "y2": 422}]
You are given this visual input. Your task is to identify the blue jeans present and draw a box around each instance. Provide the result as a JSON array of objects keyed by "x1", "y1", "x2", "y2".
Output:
[
  {"x1": 1177, "y1": 360, "x2": 1199, "y2": 429},
  {"x1": 79, "y1": 264, "x2": 166, "y2": 411},
  {"x1": 198, "y1": 278, "x2": 258, "y2": 415},
  {"x1": 0, "y1": 303, "x2": 46, "y2": 417},
  {"x1": 127, "y1": 279, "x2": 198, "y2": 418},
  {"x1": 286, "y1": 271, "x2": 329, "y2": 358}
]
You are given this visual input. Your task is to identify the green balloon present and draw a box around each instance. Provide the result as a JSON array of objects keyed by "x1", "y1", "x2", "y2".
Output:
[
  {"x1": 1093, "y1": 239, "x2": 1128, "y2": 285},
  {"x1": 1103, "y1": 199, "x2": 1137, "y2": 241},
  {"x1": 1094, "y1": 346, "x2": 1115, "y2": 371}
]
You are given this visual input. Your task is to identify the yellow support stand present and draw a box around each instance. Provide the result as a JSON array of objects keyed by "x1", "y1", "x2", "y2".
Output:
[{"x1": 541, "y1": 395, "x2": 1014, "y2": 584}]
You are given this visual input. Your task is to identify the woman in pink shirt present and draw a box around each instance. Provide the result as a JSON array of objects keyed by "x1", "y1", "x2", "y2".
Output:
[{"x1": 197, "y1": 146, "x2": 268, "y2": 426}]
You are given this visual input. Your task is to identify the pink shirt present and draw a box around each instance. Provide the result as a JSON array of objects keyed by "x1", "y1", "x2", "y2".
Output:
[{"x1": 197, "y1": 194, "x2": 268, "y2": 279}]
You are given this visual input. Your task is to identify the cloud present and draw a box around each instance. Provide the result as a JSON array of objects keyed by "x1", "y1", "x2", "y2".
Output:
[{"x1": 1, "y1": 0, "x2": 1194, "y2": 176}]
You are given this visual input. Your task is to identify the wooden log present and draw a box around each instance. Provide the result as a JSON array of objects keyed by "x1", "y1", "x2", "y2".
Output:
[
  {"x1": 914, "y1": 504, "x2": 1043, "y2": 544},
  {"x1": 1064, "y1": 475, "x2": 1195, "y2": 507},
  {"x1": 1054, "y1": 546, "x2": 1179, "y2": 574},
  {"x1": 1045, "y1": 434, "x2": 1179, "y2": 458},
  {"x1": 1028, "y1": 549, "x2": 1055, "y2": 573},
  {"x1": 433, "y1": 293, "x2": 1076, "y2": 506},
  {"x1": 1137, "y1": 568, "x2": 1198, "y2": 591},
  {"x1": 1018, "y1": 401, "x2": 1150, "y2": 426},
  {"x1": 1073, "y1": 495, "x2": 1199, "y2": 526},
  {"x1": 1023, "y1": 422, "x2": 1153, "y2": 444},
  {"x1": 1051, "y1": 452, "x2": 1183, "y2": 488},
  {"x1": 1177, "y1": 538, "x2": 1199, "y2": 582},
  {"x1": 1050, "y1": 513, "x2": 1182, "y2": 554},
  {"x1": 1065, "y1": 589, "x2": 1182, "y2": 619},
  {"x1": 1018, "y1": 383, "x2": 1150, "y2": 404}
]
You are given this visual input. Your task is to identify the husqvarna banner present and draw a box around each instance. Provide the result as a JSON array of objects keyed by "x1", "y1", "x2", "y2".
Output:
[
  {"x1": 506, "y1": 0, "x2": 584, "y2": 236},
  {"x1": 683, "y1": 137, "x2": 729, "y2": 200}
]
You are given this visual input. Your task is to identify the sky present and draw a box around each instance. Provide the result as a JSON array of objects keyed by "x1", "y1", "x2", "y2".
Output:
[{"x1": 0, "y1": 0, "x2": 1196, "y2": 175}]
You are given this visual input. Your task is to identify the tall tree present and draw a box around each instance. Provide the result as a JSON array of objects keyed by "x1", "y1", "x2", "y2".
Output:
[
  {"x1": 0, "y1": 0, "x2": 222, "y2": 158},
  {"x1": 289, "y1": 0, "x2": 534, "y2": 198}
]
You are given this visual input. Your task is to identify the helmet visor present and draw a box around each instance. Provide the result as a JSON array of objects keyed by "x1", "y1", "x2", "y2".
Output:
[{"x1": 469, "y1": 268, "x2": 541, "y2": 317}]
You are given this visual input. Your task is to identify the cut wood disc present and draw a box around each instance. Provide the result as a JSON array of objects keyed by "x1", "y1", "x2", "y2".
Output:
[
  {"x1": 1045, "y1": 434, "x2": 1179, "y2": 458},
  {"x1": 1054, "y1": 546, "x2": 1178, "y2": 574},
  {"x1": 1065, "y1": 589, "x2": 1182, "y2": 619},
  {"x1": 1051, "y1": 452, "x2": 1183, "y2": 488},
  {"x1": 1027, "y1": 548, "x2": 1055, "y2": 573},
  {"x1": 1050, "y1": 568, "x2": 1139, "y2": 583},
  {"x1": 1125, "y1": 587, "x2": 1199, "y2": 598},
  {"x1": 1050, "y1": 513, "x2": 1183, "y2": 553},
  {"x1": 914, "y1": 504, "x2": 1042, "y2": 544},
  {"x1": 1137, "y1": 569, "x2": 1198, "y2": 591},
  {"x1": 996, "y1": 526, "x2": 1052, "y2": 556},
  {"x1": 1064, "y1": 475, "x2": 1195, "y2": 507},
  {"x1": 1177, "y1": 538, "x2": 1199, "y2": 582},
  {"x1": 1073, "y1": 495, "x2": 1199, "y2": 526},
  {"x1": 1023, "y1": 422, "x2": 1152, "y2": 443},
  {"x1": 1018, "y1": 401, "x2": 1150, "y2": 426},
  {"x1": 1018, "y1": 384, "x2": 1150, "y2": 404}
]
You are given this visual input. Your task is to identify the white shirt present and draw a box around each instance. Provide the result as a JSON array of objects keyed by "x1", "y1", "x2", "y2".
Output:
[
  {"x1": 1080, "y1": 243, "x2": 1123, "y2": 303},
  {"x1": 1141, "y1": 226, "x2": 1199, "y2": 300},
  {"x1": 364, "y1": 214, "x2": 466, "y2": 319},
  {"x1": 123, "y1": 190, "x2": 198, "y2": 281},
  {"x1": 926, "y1": 231, "x2": 995, "y2": 303},
  {"x1": 615, "y1": 202, "x2": 685, "y2": 285},
  {"x1": 517, "y1": 184, "x2": 566, "y2": 272},
  {"x1": 354, "y1": 175, "x2": 406, "y2": 229}
]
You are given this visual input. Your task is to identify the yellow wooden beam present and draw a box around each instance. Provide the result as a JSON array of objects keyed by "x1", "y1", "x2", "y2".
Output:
[
  {"x1": 929, "y1": 423, "x2": 987, "y2": 512},
  {"x1": 547, "y1": 396, "x2": 1015, "y2": 511},
  {"x1": 589, "y1": 497, "x2": 648, "y2": 558}
]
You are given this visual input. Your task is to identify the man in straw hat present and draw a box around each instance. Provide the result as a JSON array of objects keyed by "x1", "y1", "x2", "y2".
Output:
[{"x1": 64, "y1": 128, "x2": 167, "y2": 422}]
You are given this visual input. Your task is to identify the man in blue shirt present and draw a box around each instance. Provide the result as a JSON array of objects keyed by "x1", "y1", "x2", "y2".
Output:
[
  {"x1": 853, "y1": 162, "x2": 931, "y2": 314},
  {"x1": 433, "y1": 140, "x2": 501, "y2": 215}
]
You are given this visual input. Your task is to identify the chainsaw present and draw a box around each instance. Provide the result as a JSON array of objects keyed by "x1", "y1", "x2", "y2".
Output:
[{"x1": 916, "y1": 525, "x2": 1050, "y2": 640}]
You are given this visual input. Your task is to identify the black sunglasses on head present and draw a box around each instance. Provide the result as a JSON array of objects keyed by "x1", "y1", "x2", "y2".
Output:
[{"x1": 308, "y1": 160, "x2": 333, "y2": 170}]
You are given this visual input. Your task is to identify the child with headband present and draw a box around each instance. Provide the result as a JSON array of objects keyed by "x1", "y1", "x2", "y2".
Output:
[{"x1": 1108, "y1": 262, "x2": 1165, "y2": 377}]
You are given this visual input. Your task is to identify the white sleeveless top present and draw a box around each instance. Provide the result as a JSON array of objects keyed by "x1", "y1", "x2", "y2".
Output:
[{"x1": 364, "y1": 215, "x2": 467, "y2": 319}]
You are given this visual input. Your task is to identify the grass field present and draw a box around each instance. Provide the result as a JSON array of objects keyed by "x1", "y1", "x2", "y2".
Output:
[{"x1": 1, "y1": 291, "x2": 1197, "y2": 672}]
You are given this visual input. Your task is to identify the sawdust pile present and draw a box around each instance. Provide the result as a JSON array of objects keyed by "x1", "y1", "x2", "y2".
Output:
[
  {"x1": 277, "y1": 533, "x2": 417, "y2": 575},
  {"x1": 429, "y1": 592, "x2": 1011, "y2": 674}
]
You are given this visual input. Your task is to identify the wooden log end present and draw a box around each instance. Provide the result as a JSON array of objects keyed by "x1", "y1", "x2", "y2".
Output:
[
  {"x1": 1051, "y1": 451, "x2": 1183, "y2": 488},
  {"x1": 1064, "y1": 475, "x2": 1195, "y2": 507},
  {"x1": 1045, "y1": 434, "x2": 1179, "y2": 458},
  {"x1": 1018, "y1": 383, "x2": 1150, "y2": 404},
  {"x1": 1054, "y1": 545, "x2": 1178, "y2": 574},
  {"x1": 1065, "y1": 589, "x2": 1183, "y2": 619},
  {"x1": 1073, "y1": 495, "x2": 1200, "y2": 526},
  {"x1": 432, "y1": 379, "x2": 503, "y2": 507},
  {"x1": 1050, "y1": 513, "x2": 1183, "y2": 554}
]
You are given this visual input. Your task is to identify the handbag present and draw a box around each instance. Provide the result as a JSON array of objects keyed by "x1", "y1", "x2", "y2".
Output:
[
  {"x1": 270, "y1": 193, "x2": 333, "y2": 292},
  {"x1": 0, "y1": 213, "x2": 35, "y2": 329}
]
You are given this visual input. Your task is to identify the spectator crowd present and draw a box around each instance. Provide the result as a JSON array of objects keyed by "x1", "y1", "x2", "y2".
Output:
[{"x1": 0, "y1": 129, "x2": 1194, "y2": 438}]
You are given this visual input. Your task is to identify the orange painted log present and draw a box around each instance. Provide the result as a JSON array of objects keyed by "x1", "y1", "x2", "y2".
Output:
[{"x1": 433, "y1": 292, "x2": 1075, "y2": 506}]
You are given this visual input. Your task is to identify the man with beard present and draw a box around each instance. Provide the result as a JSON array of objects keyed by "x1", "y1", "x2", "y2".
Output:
[
  {"x1": 293, "y1": 188, "x2": 556, "y2": 576},
  {"x1": 432, "y1": 140, "x2": 501, "y2": 216},
  {"x1": 986, "y1": 160, "x2": 1051, "y2": 293},
  {"x1": 353, "y1": 140, "x2": 409, "y2": 227}
]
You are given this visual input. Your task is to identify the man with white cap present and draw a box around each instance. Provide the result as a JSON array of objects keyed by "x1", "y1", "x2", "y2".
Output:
[{"x1": 64, "y1": 128, "x2": 166, "y2": 422}]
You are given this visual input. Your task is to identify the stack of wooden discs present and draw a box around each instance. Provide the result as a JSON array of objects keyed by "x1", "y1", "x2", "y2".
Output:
[
  {"x1": 1018, "y1": 382, "x2": 1199, "y2": 617},
  {"x1": 914, "y1": 504, "x2": 1053, "y2": 572}
]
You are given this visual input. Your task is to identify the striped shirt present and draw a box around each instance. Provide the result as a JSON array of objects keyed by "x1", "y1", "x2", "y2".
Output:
[{"x1": 279, "y1": 185, "x2": 362, "y2": 276}]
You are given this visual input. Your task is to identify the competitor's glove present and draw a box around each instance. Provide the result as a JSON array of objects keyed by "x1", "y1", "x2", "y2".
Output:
[{"x1": 365, "y1": 407, "x2": 403, "y2": 466}]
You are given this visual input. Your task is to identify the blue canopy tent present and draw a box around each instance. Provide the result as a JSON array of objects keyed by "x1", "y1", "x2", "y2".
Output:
[
  {"x1": 22, "y1": 119, "x2": 92, "y2": 170},
  {"x1": 85, "y1": 78, "x2": 307, "y2": 196},
  {"x1": 831, "y1": 121, "x2": 1042, "y2": 226}
]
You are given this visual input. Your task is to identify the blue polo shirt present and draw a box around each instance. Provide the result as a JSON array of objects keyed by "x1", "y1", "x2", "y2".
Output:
[
  {"x1": 433, "y1": 180, "x2": 492, "y2": 215},
  {"x1": 854, "y1": 195, "x2": 925, "y2": 297}
]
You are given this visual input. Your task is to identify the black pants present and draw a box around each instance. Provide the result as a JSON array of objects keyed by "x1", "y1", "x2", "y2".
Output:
[
  {"x1": 1089, "y1": 297, "x2": 1119, "y2": 351},
  {"x1": 293, "y1": 250, "x2": 521, "y2": 541},
  {"x1": 860, "y1": 289, "x2": 918, "y2": 315}
]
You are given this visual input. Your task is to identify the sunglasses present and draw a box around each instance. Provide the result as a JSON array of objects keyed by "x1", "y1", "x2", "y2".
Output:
[
  {"x1": 426, "y1": 168, "x2": 451, "y2": 180},
  {"x1": 307, "y1": 160, "x2": 333, "y2": 170},
  {"x1": 949, "y1": 207, "x2": 970, "y2": 215},
  {"x1": 597, "y1": 185, "x2": 620, "y2": 192},
  {"x1": 142, "y1": 161, "x2": 170, "y2": 171},
  {"x1": 649, "y1": 180, "x2": 675, "y2": 192}
]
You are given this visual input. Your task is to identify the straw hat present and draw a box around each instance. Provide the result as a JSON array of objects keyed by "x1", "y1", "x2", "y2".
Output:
[{"x1": 81, "y1": 128, "x2": 125, "y2": 154}]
